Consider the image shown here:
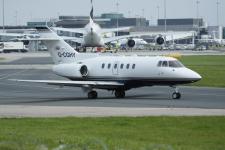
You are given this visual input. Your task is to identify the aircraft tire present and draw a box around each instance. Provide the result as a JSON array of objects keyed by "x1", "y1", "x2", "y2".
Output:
[
  {"x1": 115, "y1": 90, "x2": 125, "y2": 98},
  {"x1": 172, "y1": 92, "x2": 181, "y2": 99},
  {"x1": 88, "y1": 91, "x2": 98, "y2": 99}
]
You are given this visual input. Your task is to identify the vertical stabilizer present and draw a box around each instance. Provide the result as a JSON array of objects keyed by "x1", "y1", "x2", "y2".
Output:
[
  {"x1": 90, "y1": 0, "x2": 94, "y2": 22},
  {"x1": 36, "y1": 27, "x2": 79, "y2": 64}
]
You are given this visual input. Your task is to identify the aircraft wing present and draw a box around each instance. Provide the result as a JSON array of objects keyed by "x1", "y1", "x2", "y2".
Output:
[
  {"x1": 0, "y1": 32, "x2": 39, "y2": 38},
  {"x1": 0, "y1": 33, "x2": 24, "y2": 37},
  {"x1": 52, "y1": 27, "x2": 86, "y2": 34},
  {"x1": 101, "y1": 27, "x2": 131, "y2": 34},
  {"x1": 163, "y1": 32, "x2": 195, "y2": 41},
  {"x1": 60, "y1": 36, "x2": 83, "y2": 44},
  {"x1": 10, "y1": 79, "x2": 124, "y2": 88},
  {"x1": 103, "y1": 31, "x2": 195, "y2": 44}
]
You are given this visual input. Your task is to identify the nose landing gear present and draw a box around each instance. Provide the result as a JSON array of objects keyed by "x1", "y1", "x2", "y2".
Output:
[{"x1": 171, "y1": 86, "x2": 181, "y2": 99}]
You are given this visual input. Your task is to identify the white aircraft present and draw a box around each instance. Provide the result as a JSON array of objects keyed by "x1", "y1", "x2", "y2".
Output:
[
  {"x1": 12, "y1": 26, "x2": 202, "y2": 99},
  {"x1": 52, "y1": 0, "x2": 172, "y2": 48},
  {"x1": 52, "y1": 0, "x2": 132, "y2": 48}
]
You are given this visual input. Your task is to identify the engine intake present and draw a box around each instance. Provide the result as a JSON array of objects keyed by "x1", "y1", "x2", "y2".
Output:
[
  {"x1": 127, "y1": 39, "x2": 135, "y2": 48},
  {"x1": 80, "y1": 65, "x2": 88, "y2": 77},
  {"x1": 23, "y1": 40, "x2": 30, "y2": 45},
  {"x1": 156, "y1": 36, "x2": 165, "y2": 45}
]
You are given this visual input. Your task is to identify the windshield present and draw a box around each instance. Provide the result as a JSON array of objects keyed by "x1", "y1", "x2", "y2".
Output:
[
  {"x1": 158, "y1": 60, "x2": 184, "y2": 68},
  {"x1": 169, "y1": 61, "x2": 184, "y2": 68}
]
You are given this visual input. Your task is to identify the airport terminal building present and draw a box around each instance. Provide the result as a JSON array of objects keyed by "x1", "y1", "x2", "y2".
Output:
[
  {"x1": 1, "y1": 13, "x2": 225, "y2": 51},
  {"x1": 25, "y1": 15, "x2": 224, "y2": 39}
]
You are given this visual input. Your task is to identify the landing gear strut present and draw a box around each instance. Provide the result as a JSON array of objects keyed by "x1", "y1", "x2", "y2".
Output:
[
  {"x1": 172, "y1": 86, "x2": 181, "y2": 99},
  {"x1": 115, "y1": 89, "x2": 125, "y2": 98},
  {"x1": 88, "y1": 91, "x2": 98, "y2": 99}
]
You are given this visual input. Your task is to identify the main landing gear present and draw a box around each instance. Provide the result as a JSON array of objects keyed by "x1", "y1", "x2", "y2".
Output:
[
  {"x1": 114, "y1": 89, "x2": 126, "y2": 98},
  {"x1": 88, "y1": 90, "x2": 98, "y2": 99},
  {"x1": 172, "y1": 86, "x2": 181, "y2": 99},
  {"x1": 87, "y1": 89, "x2": 126, "y2": 99}
]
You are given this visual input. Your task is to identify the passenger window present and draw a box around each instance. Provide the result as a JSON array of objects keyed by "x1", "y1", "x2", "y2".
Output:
[
  {"x1": 114, "y1": 64, "x2": 118, "y2": 69},
  {"x1": 126, "y1": 64, "x2": 130, "y2": 69},
  {"x1": 120, "y1": 64, "x2": 124, "y2": 69},
  {"x1": 162, "y1": 61, "x2": 168, "y2": 67},
  {"x1": 102, "y1": 63, "x2": 105, "y2": 69},
  {"x1": 108, "y1": 64, "x2": 111, "y2": 69},
  {"x1": 132, "y1": 64, "x2": 136, "y2": 69},
  {"x1": 157, "y1": 61, "x2": 162, "y2": 67}
]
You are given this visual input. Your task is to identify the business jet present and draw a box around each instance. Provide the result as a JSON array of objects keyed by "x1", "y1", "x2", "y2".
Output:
[{"x1": 12, "y1": 26, "x2": 202, "y2": 99}]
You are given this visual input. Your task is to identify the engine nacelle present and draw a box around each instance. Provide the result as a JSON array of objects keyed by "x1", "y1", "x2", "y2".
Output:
[
  {"x1": 80, "y1": 65, "x2": 88, "y2": 77},
  {"x1": 22, "y1": 40, "x2": 30, "y2": 45},
  {"x1": 127, "y1": 39, "x2": 136, "y2": 48},
  {"x1": 53, "y1": 63, "x2": 89, "y2": 78},
  {"x1": 23, "y1": 40, "x2": 30, "y2": 45},
  {"x1": 155, "y1": 36, "x2": 165, "y2": 45}
]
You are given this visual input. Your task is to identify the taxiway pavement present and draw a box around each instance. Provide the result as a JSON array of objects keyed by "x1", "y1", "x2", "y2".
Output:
[{"x1": 0, "y1": 52, "x2": 225, "y2": 117}]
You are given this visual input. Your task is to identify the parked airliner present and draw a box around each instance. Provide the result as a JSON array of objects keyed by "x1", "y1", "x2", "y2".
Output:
[
  {"x1": 52, "y1": 0, "x2": 194, "y2": 49},
  {"x1": 52, "y1": 0, "x2": 132, "y2": 48},
  {"x1": 12, "y1": 27, "x2": 202, "y2": 99}
]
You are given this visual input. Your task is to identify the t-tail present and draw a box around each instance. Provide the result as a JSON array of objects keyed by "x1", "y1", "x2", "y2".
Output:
[
  {"x1": 89, "y1": 0, "x2": 94, "y2": 24},
  {"x1": 36, "y1": 27, "x2": 79, "y2": 64}
]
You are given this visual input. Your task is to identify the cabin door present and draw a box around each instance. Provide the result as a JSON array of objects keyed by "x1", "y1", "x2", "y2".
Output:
[{"x1": 112, "y1": 61, "x2": 119, "y2": 75}]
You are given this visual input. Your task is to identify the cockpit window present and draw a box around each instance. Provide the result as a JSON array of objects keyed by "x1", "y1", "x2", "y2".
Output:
[
  {"x1": 162, "y1": 61, "x2": 168, "y2": 67},
  {"x1": 169, "y1": 61, "x2": 184, "y2": 68},
  {"x1": 157, "y1": 61, "x2": 162, "y2": 67},
  {"x1": 158, "y1": 60, "x2": 184, "y2": 68}
]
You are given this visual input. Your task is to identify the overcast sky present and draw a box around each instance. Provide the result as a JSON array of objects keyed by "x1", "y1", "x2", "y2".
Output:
[{"x1": 0, "y1": 0, "x2": 224, "y2": 26}]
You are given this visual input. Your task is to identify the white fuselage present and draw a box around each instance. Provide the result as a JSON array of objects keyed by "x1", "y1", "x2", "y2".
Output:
[
  {"x1": 53, "y1": 55, "x2": 201, "y2": 89},
  {"x1": 83, "y1": 20, "x2": 104, "y2": 47},
  {"x1": 32, "y1": 26, "x2": 202, "y2": 99}
]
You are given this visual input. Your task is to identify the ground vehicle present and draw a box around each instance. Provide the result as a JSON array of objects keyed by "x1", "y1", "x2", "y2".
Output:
[{"x1": 0, "y1": 42, "x2": 28, "y2": 53}]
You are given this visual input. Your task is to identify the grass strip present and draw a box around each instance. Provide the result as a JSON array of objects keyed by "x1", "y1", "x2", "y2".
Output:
[
  {"x1": 0, "y1": 117, "x2": 225, "y2": 150},
  {"x1": 180, "y1": 55, "x2": 225, "y2": 87}
]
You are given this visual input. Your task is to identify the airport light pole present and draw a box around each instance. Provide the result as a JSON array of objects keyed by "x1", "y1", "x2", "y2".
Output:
[
  {"x1": 14, "y1": 11, "x2": 18, "y2": 26},
  {"x1": 157, "y1": 6, "x2": 160, "y2": 21},
  {"x1": 128, "y1": 11, "x2": 131, "y2": 18},
  {"x1": 116, "y1": 2, "x2": 119, "y2": 36},
  {"x1": 164, "y1": 0, "x2": 167, "y2": 33},
  {"x1": 163, "y1": 0, "x2": 167, "y2": 46},
  {"x1": 216, "y1": 0, "x2": 220, "y2": 26},
  {"x1": 2, "y1": 0, "x2": 5, "y2": 32},
  {"x1": 196, "y1": 0, "x2": 200, "y2": 36},
  {"x1": 142, "y1": 9, "x2": 145, "y2": 18}
]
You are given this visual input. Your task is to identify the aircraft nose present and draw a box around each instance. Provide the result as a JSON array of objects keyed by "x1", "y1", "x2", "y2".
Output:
[{"x1": 189, "y1": 69, "x2": 202, "y2": 82}]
